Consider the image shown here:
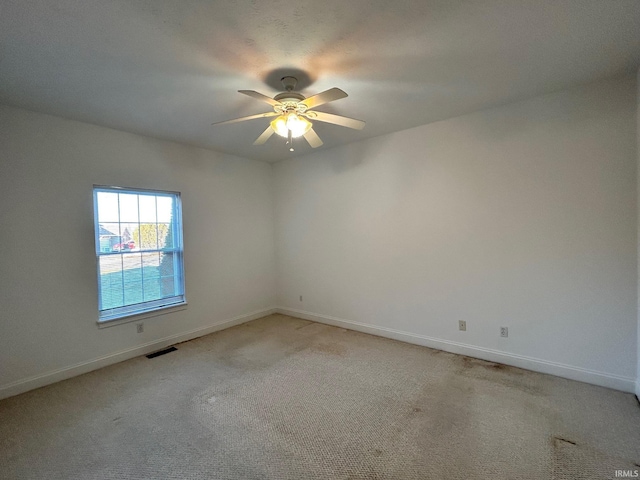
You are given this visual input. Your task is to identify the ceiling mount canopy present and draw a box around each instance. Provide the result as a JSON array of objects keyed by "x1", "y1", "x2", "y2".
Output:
[
  {"x1": 212, "y1": 76, "x2": 365, "y2": 152},
  {"x1": 280, "y1": 76, "x2": 298, "y2": 92}
]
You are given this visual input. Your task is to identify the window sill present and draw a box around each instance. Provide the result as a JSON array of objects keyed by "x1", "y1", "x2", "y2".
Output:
[{"x1": 97, "y1": 302, "x2": 187, "y2": 329}]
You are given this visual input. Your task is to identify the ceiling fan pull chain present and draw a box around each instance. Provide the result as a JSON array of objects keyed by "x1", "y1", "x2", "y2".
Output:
[{"x1": 287, "y1": 129, "x2": 294, "y2": 151}]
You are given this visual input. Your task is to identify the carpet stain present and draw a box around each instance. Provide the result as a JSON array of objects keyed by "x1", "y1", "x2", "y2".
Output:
[
  {"x1": 554, "y1": 436, "x2": 577, "y2": 445},
  {"x1": 457, "y1": 356, "x2": 544, "y2": 396},
  {"x1": 460, "y1": 356, "x2": 521, "y2": 374}
]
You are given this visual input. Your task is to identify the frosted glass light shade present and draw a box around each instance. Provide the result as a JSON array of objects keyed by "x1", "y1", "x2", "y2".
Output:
[{"x1": 271, "y1": 113, "x2": 312, "y2": 138}]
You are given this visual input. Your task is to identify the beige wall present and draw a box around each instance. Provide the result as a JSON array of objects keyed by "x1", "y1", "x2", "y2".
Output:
[
  {"x1": 274, "y1": 75, "x2": 638, "y2": 391},
  {"x1": 0, "y1": 106, "x2": 277, "y2": 397}
]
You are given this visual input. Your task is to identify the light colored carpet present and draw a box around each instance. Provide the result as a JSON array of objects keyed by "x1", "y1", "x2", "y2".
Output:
[{"x1": 1, "y1": 314, "x2": 639, "y2": 479}]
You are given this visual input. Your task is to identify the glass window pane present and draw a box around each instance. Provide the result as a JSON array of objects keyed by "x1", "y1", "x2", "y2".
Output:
[
  {"x1": 122, "y1": 253, "x2": 143, "y2": 305},
  {"x1": 120, "y1": 224, "x2": 135, "y2": 247},
  {"x1": 141, "y1": 252, "x2": 161, "y2": 276},
  {"x1": 157, "y1": 223, "x2": 171, "y2": 249},
  {"x1": 142, "y1": 252, "x2": 161, "y2": 302},
  {"x1": 156, "y1": 196, "x2": 174, "y2": 223},
  {"x1": 134, "y1": 223, "x2": 158, "y2": 250},
  {"x1": 99, "y1": 256, "x2": 124, "y2": 309},
  {"x1": 159, "y1": 252, "x2": 182, "y2": 296},
  {"x1": 139, "y1": 195, "x2": 157, "y2": 223},
  {"x1": 119, "y1": 194, "x2": 139, "y2": 223},
  {"x1": 97, "y1": 192, "x2": 120, "y2": 223},
  {"x1": 98, "y1": 222, "x2": 120, "y2": 253},
  {"x1": 160, "y1": 275, "x2": 176, "y2": 298}
]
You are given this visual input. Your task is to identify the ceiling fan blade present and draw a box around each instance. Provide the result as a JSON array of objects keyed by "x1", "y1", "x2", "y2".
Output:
[
  {"x1": 303, "y1": 128, "x2": 323, "y2": 148},
  {"x1": 308, "y1": 111, "x2": 365, "y2": 130},
  {"x1": 212, "y1": 111, "x2": 278, "y2": 126},
  {"x1": 300, "y1": 88, "x2": 347, "y2": 109},
  {"x1": 253, "y1": 126, "x2": 275, "y2": 145},
  {"x1": 238, "y1": 90, "x2": 282, "y2": 107}
]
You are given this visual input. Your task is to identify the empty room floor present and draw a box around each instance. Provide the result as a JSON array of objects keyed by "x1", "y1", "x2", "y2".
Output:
[{"x1": 1, "y1": 314, "x2": 639, "y2": 479}]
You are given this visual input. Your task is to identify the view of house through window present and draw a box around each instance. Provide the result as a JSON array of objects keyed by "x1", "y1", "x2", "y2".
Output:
[{"x1": 93, "y1": 186, "x2": 185, "y2": 322}]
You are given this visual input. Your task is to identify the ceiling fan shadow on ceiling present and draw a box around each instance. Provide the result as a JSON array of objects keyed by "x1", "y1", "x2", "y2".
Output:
[{"x1": 212, "y1": 76, "x2": 365, "y2": 152}]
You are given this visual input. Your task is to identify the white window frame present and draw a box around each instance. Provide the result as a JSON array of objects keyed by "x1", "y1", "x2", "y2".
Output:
[{"x1": 93, "y1": 185, "x2": 186, "y2": 323}]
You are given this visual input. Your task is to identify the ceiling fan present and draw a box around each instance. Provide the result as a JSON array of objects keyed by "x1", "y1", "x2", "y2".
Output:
[{"x1": 212, "y1": 76, "x2": 365, "y2": 151}]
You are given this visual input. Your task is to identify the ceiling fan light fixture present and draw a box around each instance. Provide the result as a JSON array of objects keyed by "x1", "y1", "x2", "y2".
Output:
[
  {"x1": 214, "y1": 79, "x2": 363, "y2": 150},
  {"x1": 270, "y1": 112, "x2": 312, "y2": 138}
]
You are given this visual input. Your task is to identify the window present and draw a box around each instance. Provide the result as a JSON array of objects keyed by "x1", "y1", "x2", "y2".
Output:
[{"x1": 93, "y1": 186, "x2": 185, "y2": 322}]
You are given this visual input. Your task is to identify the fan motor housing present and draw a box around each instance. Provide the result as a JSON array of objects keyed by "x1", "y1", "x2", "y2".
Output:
[
  {"x1": 274, "y1": 92, "x2": 305, "y2": 103},
  {"x1": 274, "y1": 92, "x2": 308, "y2": 115}
]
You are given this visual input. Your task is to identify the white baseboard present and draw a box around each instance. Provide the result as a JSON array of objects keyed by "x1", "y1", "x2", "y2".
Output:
[
  {"x1": 277, "y1": 307, "x2": 637, "y2": 393},
  {"x1": 4, "y1": 306, "x2": 635, "y2": 399},
  {"x1": 0, "y1": 307, "x2": 276, "y2": 400}
]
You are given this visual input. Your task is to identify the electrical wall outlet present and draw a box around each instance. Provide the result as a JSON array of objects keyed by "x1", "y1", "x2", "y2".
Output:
[
  {"x1": 458, "y1": 320, "x2": 466, "y2": 331},
  {"x1": 500, "y1": 327, "x2": 508, "y2": 338},
  {"x1": 136, "y1": 323, "x2": 144, "y2": 334}
]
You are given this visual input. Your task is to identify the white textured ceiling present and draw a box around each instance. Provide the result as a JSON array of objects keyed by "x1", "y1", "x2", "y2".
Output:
[{"x1": 2, "y1": 0, "x2": 640, "y2": 162}]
